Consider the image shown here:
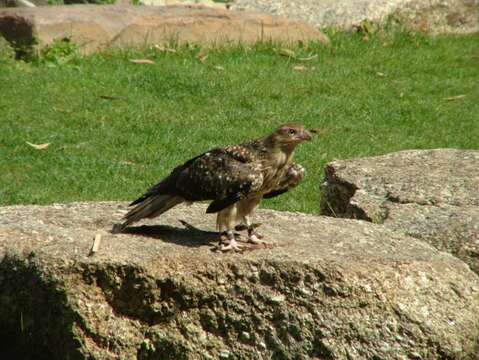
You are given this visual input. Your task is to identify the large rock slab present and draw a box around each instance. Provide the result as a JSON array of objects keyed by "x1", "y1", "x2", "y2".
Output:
[
  {"x1": 321, "y1": 149, "x2": 479, "y2": 274},
  {"x1": 231, "y1": 0, "x2": 479, "y2": 34},
  {"x1": 1, "y1": 202, "x2": 479, "y2": 359},
  {"x1": 0, "y1": 4, "x2": 329, "y2": 55}
]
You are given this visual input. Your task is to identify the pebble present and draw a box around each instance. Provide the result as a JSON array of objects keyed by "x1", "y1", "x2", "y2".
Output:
[
  {"x1": 299, "y1": 287, "x2": 311, "y2": 296},
  {"x1": 270, "y1": 294, "x2": 285, "y2": 303},
  {"x1": 219, "y1": 350, "x2": 230, "y2": 359},
  {"x1": 241, "y1": 331, "x2": 251, "y2": 340}
]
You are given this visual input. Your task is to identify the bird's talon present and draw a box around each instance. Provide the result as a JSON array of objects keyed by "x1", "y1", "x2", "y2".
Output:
[
  {"x1": 247, "y1": 225, "x2": 265, "y2": 243},
  {"x1": 219, "y1": 239, "x2": 243, "y2": 252}
]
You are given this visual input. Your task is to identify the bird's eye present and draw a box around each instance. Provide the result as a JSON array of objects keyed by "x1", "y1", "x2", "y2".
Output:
[{"x1": 288, "y1": 129, "x2": 296, "y2": 135}]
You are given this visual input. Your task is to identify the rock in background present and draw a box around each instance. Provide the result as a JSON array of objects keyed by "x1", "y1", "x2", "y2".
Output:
[
  {"x1": 61, "y1": 0, "x2": 227, "y2": 7},
  {"x1": 134, "y1": 0, "x2": 225, "y2": 7},
  {"x1": 0, "y1": 0, "x2": 224, "y2": 7},
  {"x1": 321, "y1": 149, "x2": 479, "y2": 274},
  {"x1": 230, "y1": 0, "x2": 479, "y2": 34},
  {"x1": 2, "y1": 0, "x2": 477, "y2": 35},
  {"x1": 0, "y1": 5, "x2": 329, "y2": 55},
  {"x1": 1, "y1": 202, "x2": 479, "y2": 358}
]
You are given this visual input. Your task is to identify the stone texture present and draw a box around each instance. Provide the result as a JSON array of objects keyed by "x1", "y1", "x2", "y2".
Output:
[
  {"x1": 321, "y1": 149, "x2": 479, "y2": 274},
  {"x1": 1, "y1": 202, "x2": 479, "y2": 359},
  {"x1": 61, "y1": 0, "x2": 227, "y2": 8},
  {"x1": 0, "y1": 4, "x2": 329, "y2": 55},
  {"x1": 0, "y1": 0, "x2": 222, "y2": 7},
  {"x1": 138, "y1": 0, "x2": 226, "y2": 8},
  {"x1": 230, "y1": 0, "x2": 479, "y2": 34}
]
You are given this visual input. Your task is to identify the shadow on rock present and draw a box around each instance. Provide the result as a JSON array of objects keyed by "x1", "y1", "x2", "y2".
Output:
[{"x1": 117, "y1": 221, "x2": 219, "y2": 248}]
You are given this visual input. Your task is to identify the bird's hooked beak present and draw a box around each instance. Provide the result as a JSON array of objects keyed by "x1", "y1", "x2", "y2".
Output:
[{"x1": 299, "y1": 130, "x2": 312, "y2": 142}]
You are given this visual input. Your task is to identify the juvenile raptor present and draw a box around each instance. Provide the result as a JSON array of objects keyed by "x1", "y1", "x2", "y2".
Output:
[{"x1": 117, "y1": 123, "x2": 312, "y2": 251}]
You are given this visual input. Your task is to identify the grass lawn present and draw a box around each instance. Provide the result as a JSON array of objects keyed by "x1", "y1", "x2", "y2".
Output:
[{"x1": 1, "y1": 31, "x2": 478, "y2": 214}]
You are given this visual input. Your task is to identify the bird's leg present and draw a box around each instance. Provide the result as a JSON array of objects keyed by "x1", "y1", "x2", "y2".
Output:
[
  {"x1": 217, "y1": 207, "x2": 243, "y2": 252},
  {"x1": 243, "y1": 215, "x2": 265, "y2": 244}
]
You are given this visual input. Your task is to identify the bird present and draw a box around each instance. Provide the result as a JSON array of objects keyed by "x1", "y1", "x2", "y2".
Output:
[{"x1": 115, "y1": 123, "x2": 312, "y2": 251}]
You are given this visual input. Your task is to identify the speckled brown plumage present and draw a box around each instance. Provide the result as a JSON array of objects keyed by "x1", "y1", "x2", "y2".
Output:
[{"x1": 116, "y1": 123, "x2": 312, "y2": 250}]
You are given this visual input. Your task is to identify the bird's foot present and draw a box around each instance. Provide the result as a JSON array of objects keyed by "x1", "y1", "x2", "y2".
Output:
[
  {"x1": 235, "y1": 223, "x2": 264, "y2": 243},
  {"x1": 219, "y1": 237, "x2": 243, "y2": 252},
  {"x1": 218, "y1": 231, "x2": 243, "y2": 252},
  {"x1": 248, "y1": 233, "x2": 264, "y2": 244},
  {"x1": 247, "y1": 227, "x2": 265, "y2": 244}
]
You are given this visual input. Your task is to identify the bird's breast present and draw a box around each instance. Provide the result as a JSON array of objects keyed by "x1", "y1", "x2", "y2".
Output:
[{"x1": 260, "y1": 161, "x2": 291, "y2": 194}]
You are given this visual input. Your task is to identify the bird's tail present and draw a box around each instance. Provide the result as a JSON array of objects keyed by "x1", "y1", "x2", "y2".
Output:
[{"x1": 113, "y1": 194, "x2": 184, "y2": 233}]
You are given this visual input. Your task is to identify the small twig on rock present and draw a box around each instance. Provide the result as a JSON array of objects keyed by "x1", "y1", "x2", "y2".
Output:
[{"x1": 89, "y1": 233, "x2": 102, "y2": 256}]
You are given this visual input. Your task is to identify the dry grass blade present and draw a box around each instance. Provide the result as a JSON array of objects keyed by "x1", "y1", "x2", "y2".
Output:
[
  {"x1": 52, "y1": 107, "x2": 68, "y2": 113},
  {"x1": 26, "y1": 141, "x2": 50, "y2": 150},
  {"x1": 298, "y1": 55, "x2": 318, "y2": 61},
  {"x1": 292, "y1": 65, "x2": 307, "y2": 72},
  {"x1": 279, "y1": 48, "x2": 296, "y2": 58},
  {"x1": 443, "y1": 95, "x2": 466, "y2": 101},
  {"x1": 129, "y1": 59, "x2": 155, "y2": 65},
  {"x1": 120, "y1": 160, "x2": 135, "y2": 165}
]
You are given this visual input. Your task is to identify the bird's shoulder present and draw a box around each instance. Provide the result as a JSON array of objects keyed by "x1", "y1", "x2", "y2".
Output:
[
  {"x1": 223, "y1": 139, "x2": 269, "y2": 163},
  {"x1": 182, "y1": 146, "x2": 262, "y2": 181}
]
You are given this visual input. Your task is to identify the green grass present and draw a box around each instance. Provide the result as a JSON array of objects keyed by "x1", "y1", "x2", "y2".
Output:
[{"x1": 1, "y1": 31, "x2": 478, "y2": 213}]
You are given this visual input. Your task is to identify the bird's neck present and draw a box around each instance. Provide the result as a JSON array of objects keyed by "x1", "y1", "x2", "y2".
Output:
[
  {"x1": 264, "y1": 135, "x2": 297, "y2": 153},
  {"x1": 263, "y1": 135, "x2": 296, "y2": 165}
]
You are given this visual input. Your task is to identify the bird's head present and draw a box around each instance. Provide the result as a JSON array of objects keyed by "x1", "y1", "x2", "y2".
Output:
[{"x1": 268, "y1": 123, "x2": 312, "y2": 150}]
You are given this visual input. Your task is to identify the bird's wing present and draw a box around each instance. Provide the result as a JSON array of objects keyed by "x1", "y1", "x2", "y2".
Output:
[
  {"x1": 263, "y1": 163, "x2": 305, "y2": 199},
  {"x1": 128, "y1": 153, "x2": 204, "y2": 206},
  {"x1": 175, "y1": 148, "x2": 264, "y2": 213}
]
